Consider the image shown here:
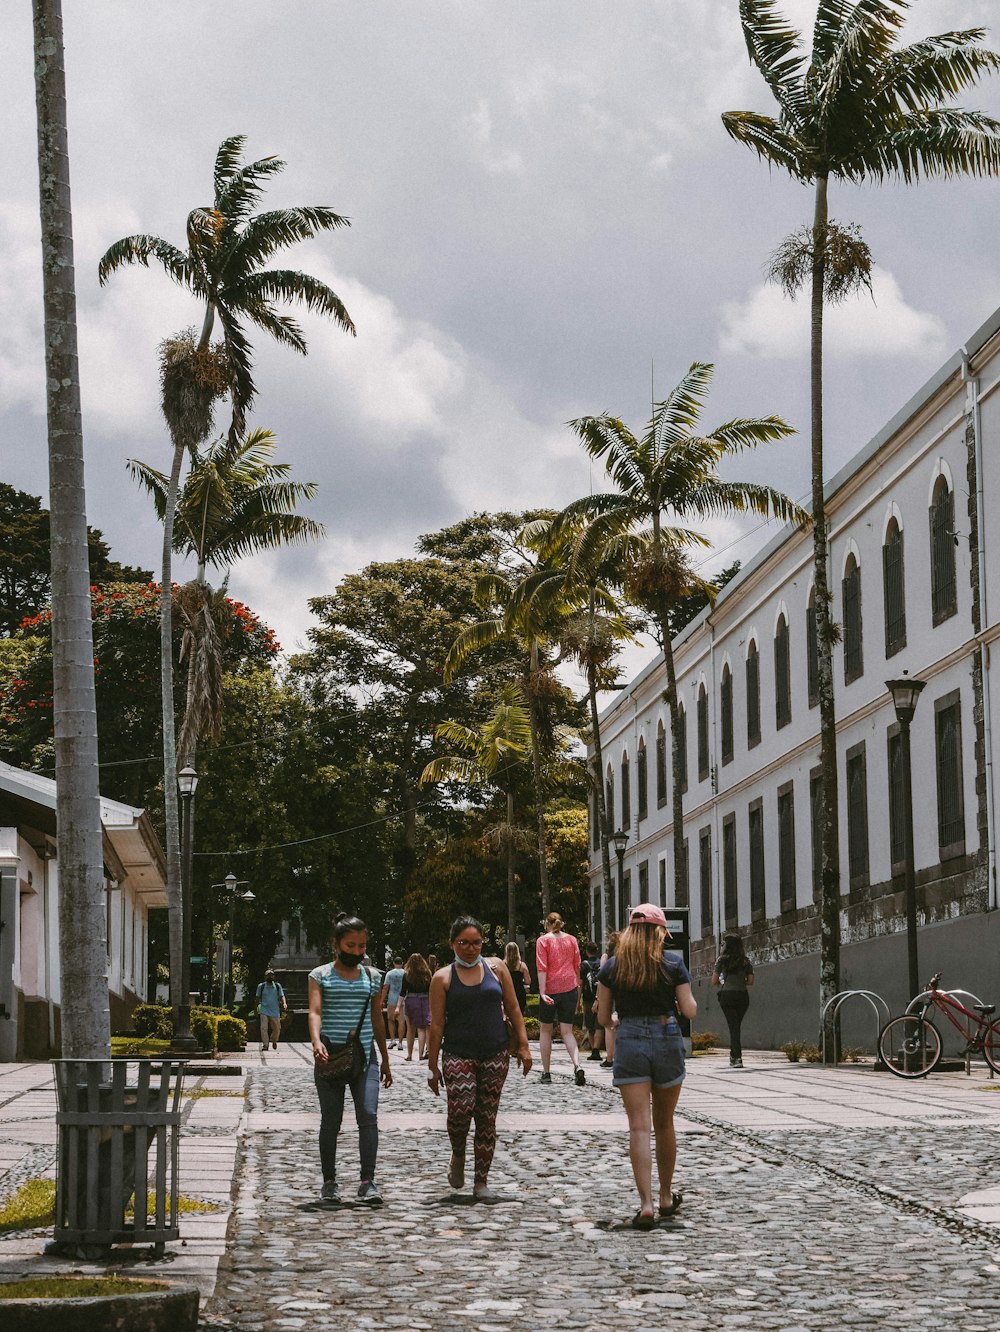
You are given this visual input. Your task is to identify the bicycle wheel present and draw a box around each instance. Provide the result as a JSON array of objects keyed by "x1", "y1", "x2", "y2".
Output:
[
  {"x1": 878, "y1": 1015, "x2": 942, "y2": 1078},
  {"x1": 983, "y1": 1019, "x2": 1000, "y2": 1075}
]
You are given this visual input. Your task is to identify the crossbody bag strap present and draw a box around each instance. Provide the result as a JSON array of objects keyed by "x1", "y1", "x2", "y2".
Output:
[{"x1": 345, "y1": 979, "x2": 372, "y2": 1041}]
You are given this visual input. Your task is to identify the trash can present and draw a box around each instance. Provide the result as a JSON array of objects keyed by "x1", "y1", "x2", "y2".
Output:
[{"x1": 52, "y1": 1058, "x2": 186, "y2": 1256}]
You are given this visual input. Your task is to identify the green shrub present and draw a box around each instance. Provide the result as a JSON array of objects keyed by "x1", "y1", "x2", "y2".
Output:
[
  {"x1": 131, "y1": 1003, "x2": 171, "y2": 1039},
  {"x1": 803, "y1": 1044, "x2": 822, "y2": 1063},
  {"x1": 525, "y1": 993, "x2": 539, "y2": 1016},
  {"x1": 190, "y1": 1008, "x2": 219, "y2": 1052},
  {"x1": 523, "y1": 1018, "x2": 539, "y2": 1039},
  {"x1": 216, "y1": 1014, "x2": 247, "y2": 1051},
  {"x1": 691, "y1": 1031, "x2": 718, "y2": 1051},
  {"x1": 111, "y1": 1037, "x2": 171, "y2": 1058},
  {"x1": 781, "y1": 1041, "x2": 806, "y2": 1062}
]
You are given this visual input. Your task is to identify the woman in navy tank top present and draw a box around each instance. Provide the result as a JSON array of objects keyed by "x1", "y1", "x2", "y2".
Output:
[{"x1": 427, "y1": 915, "x2": 532, "y2": 1199}]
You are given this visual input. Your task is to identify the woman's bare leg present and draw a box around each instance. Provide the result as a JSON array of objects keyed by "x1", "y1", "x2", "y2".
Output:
[
  {"x1": 652, "y1": 1084, "x2": 682, "y2": 1208},
  {"x1": 618, "y1": 1081, "x2": 654, "y2": 1217}
]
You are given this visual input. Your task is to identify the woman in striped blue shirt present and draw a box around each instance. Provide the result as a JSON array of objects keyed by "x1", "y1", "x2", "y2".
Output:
[{"x1": 308, "y1": 912, "x2": 393, "y2": 1205}]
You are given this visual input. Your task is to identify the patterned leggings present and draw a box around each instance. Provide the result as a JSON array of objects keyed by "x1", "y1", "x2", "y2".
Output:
[{"x1": 442, "y1": 1051, "x2": 510, "y2": 1185}]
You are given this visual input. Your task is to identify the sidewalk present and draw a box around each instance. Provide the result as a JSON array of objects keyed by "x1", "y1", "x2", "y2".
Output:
[{"x1": 3, "y1": 1045, "x2": 1000, "y2": 1328}]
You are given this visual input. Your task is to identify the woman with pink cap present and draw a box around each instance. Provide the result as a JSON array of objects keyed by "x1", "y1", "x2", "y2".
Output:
[{"x1": 596, "y1": 902, "x2": 697, "y2": 1230}]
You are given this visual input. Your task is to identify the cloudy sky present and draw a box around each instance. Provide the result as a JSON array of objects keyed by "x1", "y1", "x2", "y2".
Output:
[{"x1": 3, "y1": 1, "x2": 1000, "y2": 664}]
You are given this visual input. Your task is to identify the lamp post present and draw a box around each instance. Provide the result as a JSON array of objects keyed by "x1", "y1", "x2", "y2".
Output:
[
  {"x1": 886, "y1": 677, "x2": 926, "y2": 999},
  {"x1": 221, "y1": 874, "x2": 255, "y2": 1008},
  {"x1": 610, "y1": 829, "x2": 629, "y2": 931},
  {"x1": 172, "y1": 766, "x2": 199, "y2": 1053}
]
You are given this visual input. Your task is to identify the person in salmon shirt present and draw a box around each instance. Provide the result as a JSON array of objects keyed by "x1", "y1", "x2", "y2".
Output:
[{"x1": 535, "y1": 911, "x2": 585, "y2": 1086}]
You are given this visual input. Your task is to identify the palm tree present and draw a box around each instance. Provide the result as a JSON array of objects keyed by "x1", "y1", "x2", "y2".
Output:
[
  {"x1": 556, "y1": 361, "x2": 800, "y2": 899},
  {"x1": 420, "y1": 686, "x2": 533, "y2": 937},
  {"x1": 722, "y1": 0, "x2": 1000, "y2": 1009},
  {"x1": 444, "y1": 556, "x2": 581, "y2": 917},
  {"x1": 31, "y1": 0, "x2": 109, "y2": 1061},
  {"x1": 99, "y1": 138, "x2": 354, "y2": 1029},
  {"x1": 128, "y1": 427, "x2": 324, "y2": 765}
]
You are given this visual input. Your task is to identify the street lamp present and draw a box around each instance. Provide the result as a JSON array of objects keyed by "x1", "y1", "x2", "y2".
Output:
[
  {"x1": 220, "y1": 873, "x2": 255, "y2": 1008},
  {"x1": 610, "y1": 829, "x2": 629, "y2": 930},
  {"x1": 886, "y1": 676, "x2": 926, "y2": 999},
  {"x1": 172, "y1": 765, "x2": 199, "y2": 1053}
]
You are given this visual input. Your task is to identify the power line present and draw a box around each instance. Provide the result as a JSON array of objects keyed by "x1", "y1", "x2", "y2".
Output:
[{"x1": 192, "y1": 800, "x2": 439, "y2": 859}]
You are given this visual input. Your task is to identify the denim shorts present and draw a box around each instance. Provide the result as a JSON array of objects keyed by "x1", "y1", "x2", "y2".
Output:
[{"x1": 613, "y1": 1014, "x2": 685, "y2": 1088}]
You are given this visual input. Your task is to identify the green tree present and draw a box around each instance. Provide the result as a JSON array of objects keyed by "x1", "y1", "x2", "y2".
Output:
[
  {"x1": 722, "y1": 0, "x2": 1000, "y2": 1009},
  {"x1": 31, "y1": 0, "x2": 108, "y2": 1060},
  {"x1": 0, "y1": 484, "x2": 150, "y2": 637},
  {"x1": 421, "y1": 685, "x2": 533, "y2": 937},
  {"x1": 98, "y1": 137, "x2": 354, "y2": 1028},
  {"x1": 556, "y1": 362, "x2": 799, "y2": 898}
]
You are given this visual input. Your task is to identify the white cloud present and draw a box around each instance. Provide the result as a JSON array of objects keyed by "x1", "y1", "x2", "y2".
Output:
[
  {"x1": 718, "y1": 266, "x2": 948, "y2": 361},
  {"x1": 463, "y1": 99, "x2": 525, "y2": 177}
]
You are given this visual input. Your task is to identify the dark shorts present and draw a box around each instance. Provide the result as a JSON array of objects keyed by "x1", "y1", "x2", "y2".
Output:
[
  {"x1": 613, "y1": 1014, "x2": 685, "y2": 1088},
  {"x1": 539, "y1": 987, "x2": 579, "y2": 1026},
  {"x1": 583, "y1": 1004, "x2": 598, "y2": 1034}
]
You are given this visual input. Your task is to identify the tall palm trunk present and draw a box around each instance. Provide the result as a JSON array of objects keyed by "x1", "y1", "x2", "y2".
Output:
[
  {"x1": 810, "y1": 174, "x2": 842, "y2": 1017},
  {"x1": 32, "y1": 0, "x2": 109, "y2": 1059},
  {"x1": 586, "y1": 665, "x2": 614, "y2": 939},
  {"x1": 525, "y1": 653, "x2": 550, "y2": 918},
  {"x1": 161, "y1": 442, "x2": 184, "y2": 1021}
]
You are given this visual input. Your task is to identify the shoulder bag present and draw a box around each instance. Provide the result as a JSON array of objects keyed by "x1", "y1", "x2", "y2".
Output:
[{"x1": 316, "y1": 974, "x2": 372, "y2": 1086}]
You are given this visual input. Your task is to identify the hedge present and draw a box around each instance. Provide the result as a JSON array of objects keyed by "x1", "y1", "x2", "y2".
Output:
[{"x1": 128, "y1": 1003, "x2": 246, "y2": 1052}]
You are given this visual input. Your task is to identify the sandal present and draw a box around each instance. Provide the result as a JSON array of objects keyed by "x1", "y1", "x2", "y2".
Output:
[
  {"x1": 630, "y1": 1209, "x2": 655, "y2": 1231},
  {"x1": 658, "y1": 1192, "x2": 683, "y2": 1218}
]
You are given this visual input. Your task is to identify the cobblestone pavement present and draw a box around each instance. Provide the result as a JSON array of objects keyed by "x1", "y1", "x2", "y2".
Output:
[{"x1": 204, "y1": 1048, "x2": 1000, "y2": 1331}]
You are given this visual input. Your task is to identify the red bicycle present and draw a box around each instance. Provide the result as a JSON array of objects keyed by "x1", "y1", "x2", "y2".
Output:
[{"x1": 878, "y1": 973, "x2": 1000, "y2": 1079}]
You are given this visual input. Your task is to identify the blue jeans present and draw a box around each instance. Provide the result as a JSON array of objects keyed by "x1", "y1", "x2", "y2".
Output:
[
  {"x1": 314, "y1": 1046, "x2": 380, "y2": 1183},
  {"x1": 612, "y1": 1015, "x2": 686, "y2": 1088}
]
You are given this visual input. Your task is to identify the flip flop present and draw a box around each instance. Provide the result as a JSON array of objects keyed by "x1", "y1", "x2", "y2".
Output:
[
  {"x1": 630, "y1": 1209, "x2": 655, "y2": 1231},
  {"x1": 658, "y1": 1192, "x2": 683, "y2": 1218}
]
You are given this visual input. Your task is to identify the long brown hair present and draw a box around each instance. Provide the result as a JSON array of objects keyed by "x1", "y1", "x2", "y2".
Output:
[
  {"x1": 403, "y1": 953, "x2": 432, "y2": 988},
  {"x1": 612, "y1": 923, "x2": 670, "y2": 992},
  {"x1": 504, "y1": 942, "x2": 522, "y2": 971}
]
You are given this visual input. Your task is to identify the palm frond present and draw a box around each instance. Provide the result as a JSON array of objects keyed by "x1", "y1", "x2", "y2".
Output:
[
  {"x1": 567, "y1": 415, "x2": 649, "y2": 495},
  {"x1": 232, "y1": 270, "x2": 356, "y2": 335},
  {"x1": 650, "y1": 362, "x2": 714, "y2": 456},
  {"x1": 419, "y1": 755, "x2": 482, "y2": 788},
  {"x1": 213, "y1": 135, "x2": 249, "y2": 197},
  {"x1": 125, "y1": 458, "x2": 170, "y2": 523},
  {"x1": 719, "y1": 112, "x2": 812, "y2": 180},
  {"x1": 97, "y1": 235, "x2": 194, "y2": 289},
  {"x1": 738, "y1": 0, "x2": 808, "y2": 115},
  {"x1": 870, "y1": 108, "x2": 1000, "y2": 182},
  {"x1": 227, "y1": 207, "x2": 352, "y2": 273},
  {"x1": 682, "y1": 478, "x2": 807, "y2": 526},
  {"x1": 879, "y1": 31, "x2": 1000, "y2": 112},
  {"x1": 238, "y1": 301, "x2": 308, "y2": 353},
  {"x1": 702, "y1": 415, "x2": 796, "y2": 455},
  {"x1": 443, "y1": 618, "x2": 505, "y2": 683}
]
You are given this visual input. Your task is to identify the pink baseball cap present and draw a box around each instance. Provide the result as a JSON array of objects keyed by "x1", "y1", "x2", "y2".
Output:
[{"x1": 629, "y1": 902, "x2": 671, "y2": 935}]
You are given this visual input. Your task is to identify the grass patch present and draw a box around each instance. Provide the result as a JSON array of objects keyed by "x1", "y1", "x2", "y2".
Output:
[
  {"x1": 0, "y1": 1178, "x2": 55, "y2": 1233},
  {"x1": 0, "y1": 1177, "x2": 217, "y2": 1234},
  {"x1": 182, "y1": 1088, "x2": 246, "y2": 1099},
  {"x1": 691, "y1": 1031, "x2": 718, "y2": 1051},
  {"x1": 110, "y1": 1037, "x2": 172, "y2": 1057},
  {"x1": 0, "y1": 1276, "x2": 168, "y2": 1300}
]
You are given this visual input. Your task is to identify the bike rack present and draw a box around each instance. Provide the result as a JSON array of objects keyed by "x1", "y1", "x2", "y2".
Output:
[
  {"x1": 905, "y1": 988, "x2": 996, "y2": 1078},
  {"x1": 820, "y1": 990, "x2": 891, "y2": 1067}
]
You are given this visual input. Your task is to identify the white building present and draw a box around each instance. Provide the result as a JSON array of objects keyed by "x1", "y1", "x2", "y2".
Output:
[
  {"x1": 589, "y1": 305, "x2": 1000, "y2": 1047},
  {"x1": 0, "y1": 760, "x2": 167, "y2": 1060}
]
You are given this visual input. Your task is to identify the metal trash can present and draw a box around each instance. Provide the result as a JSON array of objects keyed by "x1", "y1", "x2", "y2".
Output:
[{"x1": 52, "y1": 1058, "x2": 186, "y2": 1256}]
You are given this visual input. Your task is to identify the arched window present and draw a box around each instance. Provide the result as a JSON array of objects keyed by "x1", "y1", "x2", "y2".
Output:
[
  {"x1": 842, "y1": 552, "x2": 863, "y2": 683},
  {"x1": 697, "y1": 683, "x2": 709, "y2": 782},
  {"x1": 883, "y1": 516, "x2": 906, "y2": 657},
  {"x1": 746, "y1": 640, "x2": 761, "y2": 747},
  {"x1": 930, "y1": 475, "x2": 957, "y2": 623},
  {"x1": 655, "y1": 720, "x2": 667, "y2": 807},
  {"x1": 637, "y1": 737, "x2": 648, "y2": 821},
  {"x1": 620, "y1": 751, "x2": 631, "y2": 831},
  {"x1": 806, "y1": 588, "x2": 819, "y2": 708},
  {"x1": 774, "y1": 613, "x2": 791, "y2": 729},
  {"x1": 720, "y1": 663, "x2": 733, "y2": 765}
]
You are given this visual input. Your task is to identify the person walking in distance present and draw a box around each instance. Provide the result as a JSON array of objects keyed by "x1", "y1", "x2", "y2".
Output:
[
  {"x1": 396, "y1": 952, "x2": 433, "y2": 1060},
  {"x1": 597, "y1": 903, "x2": 697, "y2": 1229},
  {"x1": 427, "y1": 916, "x2": 531, "y2": 1200},
  {"x1": 255, "y1": 968, "x2": 286, "y2": 1052},
  {"x1": 712, "y1": 933, "x2": 754, "y2": 1069},
  {"x1": 309, "y1": 913, "x2": 393, "y2": 1205},
  {"x1": 600, "y1": 931, "x2": 620, "y2": 1067},
  {"x1": 536, "y1": 912, "x2": 584, "y2": 1085},
  {"x1": 504, "y1": 941, "x2": 530, "y2": 1015},
  {"x1": 381, "y1": 957, "x2": 405, "y2": 1050},
  {"x1": 580, "y1": 943, "x2": 604, "y2": 1061}
]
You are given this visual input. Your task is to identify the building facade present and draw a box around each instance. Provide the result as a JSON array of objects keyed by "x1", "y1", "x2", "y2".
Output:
[
  {"x1": 0, "y1": 760, "x2": 168, "y2": 1060},
  {"x1": 589, "y1": 306, "x2": 1000, "y2": 1048}
]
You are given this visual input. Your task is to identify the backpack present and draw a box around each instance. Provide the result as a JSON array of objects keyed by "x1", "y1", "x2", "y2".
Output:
[{"x1": 580, "y1": 959, "x2": 600, "y2": 1003}]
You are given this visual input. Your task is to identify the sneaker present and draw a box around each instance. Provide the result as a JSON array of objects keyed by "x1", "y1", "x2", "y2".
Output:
[
  {"x1": 601, "y1": 1058, "x2": 613, "y2": 1068},
  {"x1": 357, "y1": 1180, "x2": 383, "y2": 1205},
  {"x1": 587, "y1": 1050, "x2": 603, "y2": 1061},
  {"x1": 261, "y1": 1044, "x2": 267, "y2": 1052},
  {"x1": 320, "y1": 1181, "x2": 340, "y2": 1204},
  {"x1": 272, "y1": 1042, "x2": 278, "y2": 1050},
  {"x1": 730, "y1": 1058, "x2": 744, "y2": 1069},
  {"x1": 540, "y1": 1071, "x2": 552, "y2": 1084},
  {"x1": 574, "y1": 1067, "x2": 586, "y2": 1086}
]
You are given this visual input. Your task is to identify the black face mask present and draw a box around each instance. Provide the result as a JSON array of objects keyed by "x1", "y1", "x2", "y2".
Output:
[{"x1": 337, "y1": 950, "x2": 363, "y2": 967}]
